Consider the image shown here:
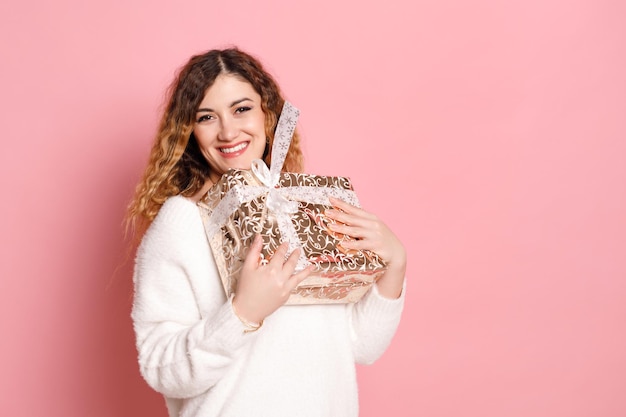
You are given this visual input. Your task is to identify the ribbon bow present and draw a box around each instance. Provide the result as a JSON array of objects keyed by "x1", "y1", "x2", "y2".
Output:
[{"x1": 250, "y1": 160, "x2": 298, "y2": 214}]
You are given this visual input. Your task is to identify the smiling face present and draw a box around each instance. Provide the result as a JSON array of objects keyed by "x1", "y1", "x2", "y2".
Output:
[{"x1": 193, "y1": 74, "x2": 267, "y2": 183}]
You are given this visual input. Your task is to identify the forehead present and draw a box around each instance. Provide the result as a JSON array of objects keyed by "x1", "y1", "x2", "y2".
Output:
[{"x1": 200, "y1": 74, "x2": 260, "y2": 105}]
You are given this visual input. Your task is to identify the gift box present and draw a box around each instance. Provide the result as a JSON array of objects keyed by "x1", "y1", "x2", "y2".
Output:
[{"x1": 198, "y1": 102, "x2": 386, "y2": 304}]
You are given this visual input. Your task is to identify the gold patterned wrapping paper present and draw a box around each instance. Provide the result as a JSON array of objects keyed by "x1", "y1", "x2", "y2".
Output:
[
  {"x1": 198, "y1": 169, "x2": 387, "y2": 304},
  {"x1": 197, "y1": 101, "x2": 386, "y2": 304}
]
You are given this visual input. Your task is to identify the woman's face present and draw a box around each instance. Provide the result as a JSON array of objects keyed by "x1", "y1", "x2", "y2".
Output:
[{"x1": 193, "y1": 74, "x2": 266, "y2": 183}]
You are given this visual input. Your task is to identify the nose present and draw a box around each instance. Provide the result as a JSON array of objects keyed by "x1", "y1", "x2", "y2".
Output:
[{"x1": 218, "y1": 116, "x2": 239, "y2": 141}]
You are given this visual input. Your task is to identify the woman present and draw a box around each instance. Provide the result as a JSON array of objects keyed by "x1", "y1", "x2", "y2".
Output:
[{"x1": 127, "y1": 47, "x2": 406, "y2": 417}]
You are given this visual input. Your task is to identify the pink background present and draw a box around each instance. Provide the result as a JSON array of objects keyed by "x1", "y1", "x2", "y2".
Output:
[{"x1": 1, "y1": 0, "x2": 625, "y2": 416}]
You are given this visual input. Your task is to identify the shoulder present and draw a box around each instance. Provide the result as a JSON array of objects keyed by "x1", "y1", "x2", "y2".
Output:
[
  {"x1": 158, "y1": 194, "x2": 199, "y2": 216},
  {"x1": 139, "y1": 196, "x2": 204, "y2": 253},
  {"x1": 151, "y1": 195, "x2": 202, "y2": 232}
]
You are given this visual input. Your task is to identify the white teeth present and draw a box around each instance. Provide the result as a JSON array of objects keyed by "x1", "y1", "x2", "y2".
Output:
[{"x1": 220, "y1": 142, "x2": 247, "y2": 154}]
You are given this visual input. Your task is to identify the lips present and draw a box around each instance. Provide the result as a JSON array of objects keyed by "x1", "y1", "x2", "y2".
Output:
[{"x1": 219, "y1": 141, "x2": 249, "y2": 156}]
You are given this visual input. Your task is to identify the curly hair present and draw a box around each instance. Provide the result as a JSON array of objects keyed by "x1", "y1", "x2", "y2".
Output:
[{"x1": 126, "y1": 47, "x2": 304, "y2": 236}]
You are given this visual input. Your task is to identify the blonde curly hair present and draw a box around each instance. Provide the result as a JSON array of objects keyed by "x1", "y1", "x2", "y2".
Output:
[{"x1": 126, "y1": 47, "x2": 304, "y2": 237}]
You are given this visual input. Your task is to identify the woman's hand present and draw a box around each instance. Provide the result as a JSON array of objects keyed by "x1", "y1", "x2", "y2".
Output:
[
  {"x1": 324, "y1": 197, "x2": 406, "y2": 299},
  {"x1": 232, "y1": 235, "x2": 315, "y2": 324}
]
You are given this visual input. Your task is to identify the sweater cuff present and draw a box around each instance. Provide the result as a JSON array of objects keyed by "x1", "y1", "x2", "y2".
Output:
[
  {"x1": 360, "y1": 279, "x2": 406, "y2": 318},
  {"x1": 198, "y1": 298, "x2": 260, "y2": 353}
]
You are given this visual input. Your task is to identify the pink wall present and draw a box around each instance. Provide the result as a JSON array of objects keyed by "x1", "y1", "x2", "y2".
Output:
[{"x1": 1, "y1": 1, "x2": 625, "y2": 416}]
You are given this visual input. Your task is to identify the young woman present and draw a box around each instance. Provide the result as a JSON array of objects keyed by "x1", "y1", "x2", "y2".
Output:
[{"x1": 127, "y1": 47, "x2": 406, "y2": 417}]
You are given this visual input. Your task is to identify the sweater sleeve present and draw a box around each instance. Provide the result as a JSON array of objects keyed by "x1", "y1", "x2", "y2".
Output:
[
  {"x1": 347, "y1": 280, "x2": 406, "y2": 365},
  {"x1": 131, "y1": 197, "x2": 256, "y2": 399}
]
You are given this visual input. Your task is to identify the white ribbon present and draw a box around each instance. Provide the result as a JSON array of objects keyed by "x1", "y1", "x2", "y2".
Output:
[
  {"x1": 206, "y1": 102, "x2": 359, "y2": 271},
  {"x1": 251, "y1": 159, "x2": 298, "y2": 214}
]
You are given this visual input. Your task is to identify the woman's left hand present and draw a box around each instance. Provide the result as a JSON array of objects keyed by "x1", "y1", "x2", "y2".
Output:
[{"x1": 325, "y1": 197, "x2": 406, "y2": 298}]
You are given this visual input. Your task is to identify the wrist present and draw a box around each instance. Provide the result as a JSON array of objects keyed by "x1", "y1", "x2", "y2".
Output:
[
  {"x1": 231, "y1": 297, "x2": 264, "y2": 333},
  {"x1": 375, "y1": 268, "x2": 405, "y2": 299}
]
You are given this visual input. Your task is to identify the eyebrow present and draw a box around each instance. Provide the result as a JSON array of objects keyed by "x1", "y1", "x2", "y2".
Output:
[{"x1": 196, "y1": 97, "x2": 253, "y2": 113}]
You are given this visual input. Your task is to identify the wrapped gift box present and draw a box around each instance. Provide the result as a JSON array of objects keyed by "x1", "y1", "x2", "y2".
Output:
[{"x1": 197, "y1": 102, "x2": 386, "y2": 304}]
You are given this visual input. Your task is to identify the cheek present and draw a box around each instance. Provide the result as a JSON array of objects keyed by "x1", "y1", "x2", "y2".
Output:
[
  {"x1": 249, "y1": 113, "x2": 266, "y2": 134},
  {"x1": 193, "y1": 128, "x2": 216, "y2": 149}
]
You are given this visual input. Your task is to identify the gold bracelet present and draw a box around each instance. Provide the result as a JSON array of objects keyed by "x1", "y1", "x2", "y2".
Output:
[{"x1": 231, "y1": 298, "x2": 263, "y2": 334}]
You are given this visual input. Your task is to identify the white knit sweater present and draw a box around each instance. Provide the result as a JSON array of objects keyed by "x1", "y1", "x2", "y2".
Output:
[{"x1": 132, "y1": 196, "x2": 405, "y2": 417}]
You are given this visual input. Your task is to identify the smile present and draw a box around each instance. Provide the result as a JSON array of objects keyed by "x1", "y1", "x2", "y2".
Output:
[{"x1": 220, "y1": 142, "x2": 248, "y2": 154}]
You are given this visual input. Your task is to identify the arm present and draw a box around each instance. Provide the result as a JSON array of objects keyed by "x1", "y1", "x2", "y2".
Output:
[
  {"x1": 131, "y1": 198, "x2": 254, "y2": 398},
  {"x1": 347, "y1": 279, "x2": 406, "y2": 364},
  {"x1": 131, "y1": 197, "x2": 313, "y2": 398},
  {"x1": 325, "y1": 197, "x2": 407, "y2": 364}
]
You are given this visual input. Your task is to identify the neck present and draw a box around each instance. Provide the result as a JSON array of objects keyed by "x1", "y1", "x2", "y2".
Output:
[{"x1": 189, "y1": 179, "x2": 214, "y2": 203}]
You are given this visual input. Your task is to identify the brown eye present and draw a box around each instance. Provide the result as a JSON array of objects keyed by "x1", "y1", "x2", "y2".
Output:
[
  {"x1": 197, "y1": 114, "x2": 213, "y2": 123},
  {"x1": 235, "y1": 106, "x2": 252, "y2": 114}
]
